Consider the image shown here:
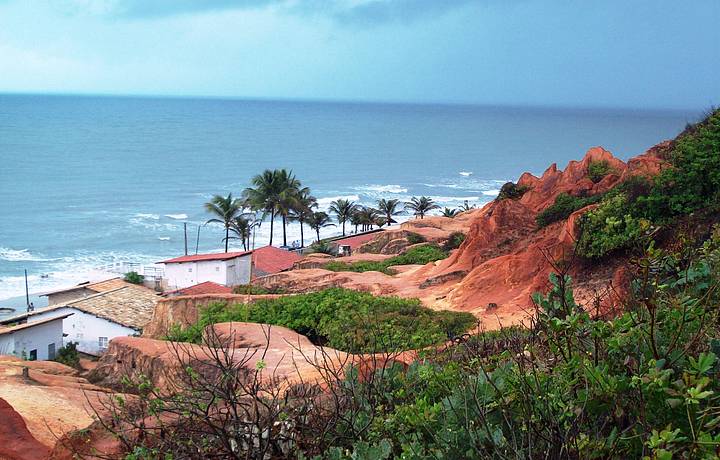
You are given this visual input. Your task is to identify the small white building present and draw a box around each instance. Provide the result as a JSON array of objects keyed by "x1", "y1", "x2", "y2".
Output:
[
  {"x1": 159, "y1": 251, "x2": 252, "y2": 291},
  {"x1": 0, "y1": 314, "x2": 71, "y2": 361},
  {"x1": 0, "y1": 284, "x2": 158, "y2": 356}
]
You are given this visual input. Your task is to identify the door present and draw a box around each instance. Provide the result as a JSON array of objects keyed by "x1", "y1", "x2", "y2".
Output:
[
  {"x1": 29, "y1": 349, "x2": 37, "y2": 361},
  {"x1": 48, "y1": 343, "x2": 56, "y2": 360}
]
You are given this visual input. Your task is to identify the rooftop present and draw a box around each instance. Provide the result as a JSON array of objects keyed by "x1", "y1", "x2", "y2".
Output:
[
  {"x1": 252, "y1": 245, "x2": 302, "y2": 275},
  {"x1": 163, "y1": 281, "x2": 233, "y2": 296},
  {"x1": 158, "y1": 251, "x2": 251, "y2": 264},
  {"x1": 0, "y1": 313, "x2": 73, "y2": 336},
  {"x1": 40, "y1": 277, "x2": 130, "y2": 297}
]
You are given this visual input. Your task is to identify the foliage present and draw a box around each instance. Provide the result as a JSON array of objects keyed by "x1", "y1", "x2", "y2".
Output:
[
  {"x1": 405, "y1": 196, "x2": 440, "y2": 219},
  {"x1": 441, "y1": 207, "x2": 459, "y2": 218},
  {"x1": 204, "y1": 193, "x2": 243, "y2": 252},
  {"x1": 123, "y1": 271, "x2": 144, "y2": 284},
  {"x1": 587, "y1": 159, "x2": 614, "y2": 183},
  {"x1": 167, "y1": 288, "x2": 476, "y2": 353},
  {"x1": 324, "y1": 244, "x2": 449, "y2": 275},
  {"x1": 329, "y1": 198, "x2": 357, "y2": 236},
  {"x1": 406, "y1": 232, "x2": 426, "y2": 245},
  {"x1": 496, "y1": 181, "x2": 530, "y2": 201},
  {"x1": 54, "y1": 341, "x2": 80, "y2": 368},
  {"x1": 231, "y1": 284, "x2": 285, "y2": 295},
  {"x1": 536, "y1": 192, "x2": 604, "y2": 228},
  {"x1": 442, "y1": 231, "x2": 466, "y2": 251},
  {"x1": 307, "y1": 211, "x2": 335, "y2": 242},
  {"x1": 376, "y1": 199, "x2": 403, "y2": 227},
  {"x1": 576, "y1": 193, "x2": 652, "y2": 259},
  {"x1": 307, "y1": 240, "x2": 337, "y2": 255}
]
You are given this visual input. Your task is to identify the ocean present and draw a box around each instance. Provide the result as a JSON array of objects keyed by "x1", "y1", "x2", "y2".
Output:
[{"x1": 0, "y1": 94, "x2": 699, "y2": 308}]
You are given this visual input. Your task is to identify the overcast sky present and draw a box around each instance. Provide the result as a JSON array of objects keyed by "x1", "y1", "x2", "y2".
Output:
[{"x1": 0, "y1": 0, "x2": 718, "y2": 109}]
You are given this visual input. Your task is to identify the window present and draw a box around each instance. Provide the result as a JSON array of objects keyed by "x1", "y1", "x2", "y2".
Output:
[
  {"x1": 188, "y1": 267, "x2": 193, "y2": 273},
  {"x1": 216, "y1": 266, "x2": 220, "y2": 272},
  {"x1": 29, "y1": 349, "x2": 37, "y2": 361},
  {"x1": 76, "y1": 332, "x2": 83, "y2": 339},
  {"x1": 98, "y1": 337, "x2": 109, "y2": 349},
  {"x1": 48, "y1": 343, "x2": 56, "y2": 360}
]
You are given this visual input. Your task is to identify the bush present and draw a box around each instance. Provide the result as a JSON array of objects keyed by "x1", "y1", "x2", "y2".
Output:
[
  {"x1": 496, "y1": 181, "x2": 530, "y2": 201},
  {"x1": 587, "y1": 159, "x2": 614, "y2": 183},
  {"x1": 406, "y1": 232, "x2": 426, "y2": 245},
  {"x1": 167, "y1": 288, "x2": 476, "y2": 353},
  {"x1": 442, "y1": 231, "x2": 466, "y2": 251},
  {"x1": 575, "y1": 193, "x2": 651, "y2": 259},
  {"x1": 123, "y1": 271, "x2": 144, "y2": 284},
  {"x1": 232, "y1": 284, "x2": 285, "y2": 295},
  {"x1": 324, "y1": 244, "x2": 449, "y2": 275},
  {"x1": 54, "y1": 342, "x2": 80, "y2": 368},
  {"x1": 307, "y1": 240, "x2": 336, "y2": 255},
  {"x1": 536, "y1": 192, "x2": 603, "y2": 228}
]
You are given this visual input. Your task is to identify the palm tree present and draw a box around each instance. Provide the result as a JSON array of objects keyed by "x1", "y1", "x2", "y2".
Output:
[
  {"x1": 376, "y1": 198, "x2": 402, "y2": 227},
  {"x1": 329, "y1": 198, "x2": 357, "y2": 236},
  {"x1": 405, "y1": 196, "x2": 440, "y2": 219},
  {"x1": 204, "y1": 193, "x2": 242, "y2": 252},
  {"x1": 441, "y1": 207, "x2": 459, "y2": 218},
  {"x1": 274, "y1": 169, "x2": 304, "y2": 247},
  {"x1": 354, "y1": 206, "x2": 380, "y2": 231},
  {"x1": 289, "y1": 189, "x2": 317, "y2": 248},
  {"x1": 459, "y1": 200, "x2": 475, "y2": 212},
  {"x1": 227, "y1": 214, "x2": 257, "y2": 251},
  {"x1": 306, "y1": 211, "x2": 335, "y2": 242},
  {"x1": 242, "y1": 170, "x2": 281, "y2": 246}
]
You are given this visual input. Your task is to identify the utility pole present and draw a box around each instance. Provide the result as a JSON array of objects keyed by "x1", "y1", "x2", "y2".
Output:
[
  {"x1": 195, "y1": 224, "x2": 201, "y2": 255},
  {"x1": 184, "y1": 222, "x2": 188, "y2": 255},
  {"x1": 24, "y1": 269, "x2": 30, "y2": 312}
]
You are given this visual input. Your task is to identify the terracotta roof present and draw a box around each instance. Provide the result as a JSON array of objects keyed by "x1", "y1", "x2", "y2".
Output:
[
  {"x1": 40, "y1": 277, "x2": 128, "y2": 297},
  {"x1": 164, "y1": 281, "x2": 233, "y2": 296},
  {"x1": 63, "y1": 285, "x2": 159, "y2": 329},
  {"x1": 252, "y1": 246, "x2": 302, "y2": 275},
  {"x1": 159, "y1": 251, "x2": 251, "y2": 264},
  {"x1": 0, "y1": 313, "x2": 74, "y2": 336}
]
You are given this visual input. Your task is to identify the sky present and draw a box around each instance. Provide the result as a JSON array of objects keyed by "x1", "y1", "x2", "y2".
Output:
[{"x1": 0, "y1": 0, "x2": 718, "y2": 109}]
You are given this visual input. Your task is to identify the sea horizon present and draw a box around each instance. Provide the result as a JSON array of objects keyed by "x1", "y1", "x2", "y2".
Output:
[{"x1": 0, "y1": 93, "x2": 704, "y2": 307}]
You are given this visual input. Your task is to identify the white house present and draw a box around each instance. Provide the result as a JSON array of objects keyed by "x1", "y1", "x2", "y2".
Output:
[
  {"x1": 0, "y1": 284, "x2": 158, "y2": 356},
  {"x1": 159, "y1": 251, "x2": 253, "y2": 291},
  {"x1": 0, "y1": 314, "x2": 71, "y2": 361}
]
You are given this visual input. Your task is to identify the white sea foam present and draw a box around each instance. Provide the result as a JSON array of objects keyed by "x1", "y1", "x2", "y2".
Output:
[
  {"x1": 158, "y1": 237, "x2": 171, "y2": 241},
  {"x1": 134, "y1": 213, "x2": 160, "y2": 220},
  {"x1": 355, "y1": 184, "x2": 408, "y2": 194},
  {"x1": 459, "y1": 171, "x2": 473, "y2": 177},
  {"x1": 165, "y1": 213, "x2": 188, "y2": 220},
  {"x1": 482, "y1": 190, "x2": 500, "y2": 196},
  {"x1": 316, "y1": 195, "x2": 361, "y2": 208},
  {"x1": 0, "y1": 247, "x2": 51, "y2": 262}
]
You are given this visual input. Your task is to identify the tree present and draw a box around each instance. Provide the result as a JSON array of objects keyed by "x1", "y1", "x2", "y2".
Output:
[
  {"x1": 441, "y1": 207, "x2": 459, "y2": 218},
  {"x1": 458, "y1": 200, "x2": 475, "y2": 212},
  {"x1": 306, "y1": 211, "x2": 335, "y2": 242},
  {"x1": 274, "y1": 170, "x2": 304, "y2": 247},
  {"x1": 242, "y1": 170, "x2": 281, "y2": 246},
  {"x1": 354, "y1": 206, "x2": 381, "y2": 232},
  {"x1": 405, "y1": 196, "x2": 440, "y2": 219},
  {"x1": 289, "y1": 189, "x2": 317, "y2": 248},
  {"x1": 376, "y1": 199, "x2": 402, "y2": 227},
  {"x1": 205, "y1": 193, "x2": 242, "y2": 252},
  {"x1": 227, "y1": 214, "x2": 258, "y2": 251},
  {"x1": 329, "y1": 199, "x2": 357, "y2": 236}
]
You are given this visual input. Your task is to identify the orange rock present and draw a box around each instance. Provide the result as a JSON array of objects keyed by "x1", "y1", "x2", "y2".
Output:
[{"x1": 0, "y1": 397, "x2": 50, "y2": 460}]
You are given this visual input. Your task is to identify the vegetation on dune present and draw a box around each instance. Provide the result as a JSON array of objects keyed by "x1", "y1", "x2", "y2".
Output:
[
  {"x1": 587, "y1": 159, "x2": 614, "y2": 183},
  {"x1": 166, "y1": 287, "x2": 476, "y2": 353},
  {"x1": 576, "y1": 108, "x2": 720, "y2": 259},
  {"x1": 535, "y1": 191, "x2": 604, "y2": 228},
  {"x1": 53, "y1": 341, "x2": 80, "y2": 368},
  {"x1": 324, "y1": 244, "x2": 449, "y2": 275},
  {"x1": 442, "y1": 231, "x2": 466, "y2": 251},
  {"x1": 231, "y1": 284, "x2": 285, "y2": 295},
  {"x1": 405, "y1": 231, "x2": 426, "y2": 245},
  {"x1": 496, "y1": 181, "x2": 530, "y2": 201}
]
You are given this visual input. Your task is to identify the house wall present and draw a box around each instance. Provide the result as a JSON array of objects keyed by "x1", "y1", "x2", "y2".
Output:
[
  {"x1": 30, "y1": 308, "x2": 138, "y2": 355},
  {"x1": 0, "y1": 319, "x2": 64, "y2": 360},
  {"x1": 164, "y1": 256, "x2": 251, "y2": 290}
]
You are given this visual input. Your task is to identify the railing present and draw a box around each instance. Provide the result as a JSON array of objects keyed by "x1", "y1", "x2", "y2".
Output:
[{"x1": 96, "y1": 262, "x2": 165, "y2": 278}]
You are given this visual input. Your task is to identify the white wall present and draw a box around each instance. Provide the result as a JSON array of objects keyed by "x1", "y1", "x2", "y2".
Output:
[
  {"x1": 30, "y1": 307, "x2": 138, "y2": 355},
  {"x1": 0, "y1": 319, "x2": 64, "y2": 360},
  {"x1": 163, "y1": 255, "x2": 251, "y2": 290}
]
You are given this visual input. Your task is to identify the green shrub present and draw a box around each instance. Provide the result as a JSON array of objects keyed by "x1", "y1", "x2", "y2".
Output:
[
  {"x1": 575, "y1": 193, "x2": 651, "y2": 258},
  {"x1": 587, "y1": 159, "x2": 614, "y2": 183},
  {"x1": 442, "y1": 232, "x2": 466, "y2": 251},
  {"x1": 536, "y1": 192, "x2": 603, "y2": 228},
  {"x1": 324, "y1": 244, "x2": 449, "y2": 275},
  {"x1": 54, "y1": 342, "x2": 80, "y2": 368},
  {"x1": 307, "y1": 240, "x2": 336, "y2": 255},
  {"x1": 232, "y1": 284, "x2": 285, "y2": 295},
  {"x1": 167, "y1": 288, "x2": 476, "y2": 353},
  {"x1": 496, "y1": 181, "x2": 530, "y2": 201},
  {"x1": 123, "y1": 271, "x2": 144, "y2": 284},
  {"x1": 406, "y1": 232, "x2": 426, "y2": 245}
]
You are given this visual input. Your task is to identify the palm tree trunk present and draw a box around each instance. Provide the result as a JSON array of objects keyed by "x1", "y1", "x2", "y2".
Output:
[
  {"x1": 316, "y1": 228, "x2": 320, "y2": 242},
  {"x1": 282, "y1": 214, "x2": 287, "y2": 247},
  {"x1": 225, "y1": 225, "x2": 229, "y2": 252},
  {"x1": 269, "y1": 210, "x2": 275, "y2": 246},
  {"x1": 342, "y1": 220, "x2": 346, "y2": 236},
  {"x1": 300, "y1": 219, "x2": 305, "y2": 247}
]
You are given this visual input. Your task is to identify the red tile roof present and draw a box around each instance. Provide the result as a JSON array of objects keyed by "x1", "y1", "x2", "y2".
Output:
[
  {"x1": 330, "y1": 232, "x2": 380, "y2": 250},
  {"x1": 164, "y1": 281, "x2": 233, "y2": 296},
  {"x1": 252, "y1": 245, "x2": 302, "y2": 275},
  {"x1": 159, "y1": 251, "x2": 251, "y2": 264}
]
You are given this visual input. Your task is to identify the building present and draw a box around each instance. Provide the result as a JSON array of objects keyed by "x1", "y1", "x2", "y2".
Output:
[
  {"x1": 0, "y1": 314, "x2": 71, "y2": 360},
  {"x1": 251, "y1": 245, "x2": 302, "y2": 278},
  {"x1": 0, "y1": 284, "x2": 159, "y2": 355},
  {"x1": 41, "y1": 277, "x2": 139, "y2": 306},
  {"x1": 162, "y1": 281, "x2": 233, "y2": 297},
  {"x1": 159, "y1": 251, "x2": 253, "y2": 291}
]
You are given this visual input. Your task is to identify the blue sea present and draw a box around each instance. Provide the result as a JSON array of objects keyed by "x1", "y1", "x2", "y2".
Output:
[{"x1": 0, "y1": 94, "x2": 700, "y2": 307}]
